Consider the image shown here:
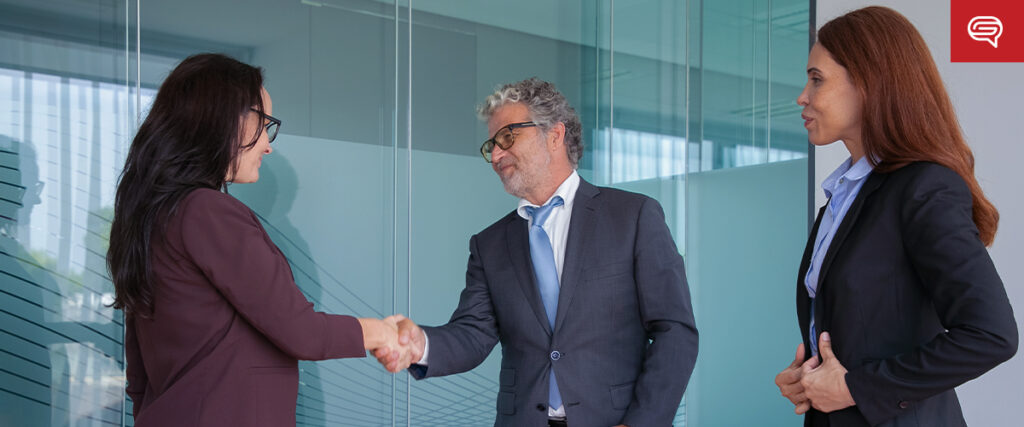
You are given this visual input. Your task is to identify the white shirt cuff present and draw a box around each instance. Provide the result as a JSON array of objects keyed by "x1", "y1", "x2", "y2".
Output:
[{"x1": 416, "y1": 331, "x2": 430, "y2": 365}]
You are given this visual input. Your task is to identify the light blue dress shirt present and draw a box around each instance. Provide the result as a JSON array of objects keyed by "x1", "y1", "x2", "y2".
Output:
[{"x1": 804, "y1": 155, "x2": 873, "y2": 355}]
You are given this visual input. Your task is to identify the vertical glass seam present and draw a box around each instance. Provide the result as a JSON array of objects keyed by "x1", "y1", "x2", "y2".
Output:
[
  {"x1": 698, "y1": 0, "x2": 704, "y2": 174},
  {"x1": 121, "y1": 3, "x2": 130, "y2": 424},
  {"x1": 405, "y1": 1, "x2": 413, "y2": 425},
  {"x1": 808, "y1": 0, "x2": 817, "y2": 229},
  {"x1": 609, "y1": 0, "x2": 614, "y2": 167},
  {"x1": 121, "y1": 0, "x2": 142, "y2": 425},
  {"x1": 682, "y1": 1, "x2": 691, "y2": 423},
  {"x1": 766, "y1": 0, "x2": 773, "y2": 162},
  {"x1": 594, "y1": 2, "x2": 602, "y2": 182},
  {"x1": 750, "y1": 0, "x2": 756, "y2": 158},
  {"x1": 392, "y1": 0, "x2": 400, "y2": 424},
  {"x1": 136, "y1": 0, "x2": 141, "y2": 123}
]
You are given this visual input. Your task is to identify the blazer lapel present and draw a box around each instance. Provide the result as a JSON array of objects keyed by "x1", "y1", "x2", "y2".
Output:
[
  {"x1": 815, "y1": 172, "x2": 887, "y2": 299},
  {"x1": 553, "y1": 180, "x2": 600, "y2": 335},
  {"x1": 798, "y1": 204, "x2": 828, "y2": 343},
  {"x1": 507, "y1": 215, "x2": 553, "y2": 335}
]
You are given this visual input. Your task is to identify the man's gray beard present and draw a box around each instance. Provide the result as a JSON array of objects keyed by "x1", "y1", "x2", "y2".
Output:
[
  {"x1": 501, "y1": 172, "x2": 529, "y2": 199},
  {"x1": 498, "y1": 154, "x2": 550, "y2": 200}
]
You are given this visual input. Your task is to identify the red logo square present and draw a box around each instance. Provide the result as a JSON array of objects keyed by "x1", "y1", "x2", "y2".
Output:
[{"x1": 951, "y1": 0, "x2": 1024, "y2": 62}]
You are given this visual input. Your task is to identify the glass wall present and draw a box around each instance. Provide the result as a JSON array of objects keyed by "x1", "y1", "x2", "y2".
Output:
[
  {"x1": 683, "y1": 1, "x2": 812, "y2": 426},
  {"x1": 0, "y1": 0, "x2": 141, "y2": 425},
  {"x1": 0, "y1": 0, "x2": 810, "y2": 425}
]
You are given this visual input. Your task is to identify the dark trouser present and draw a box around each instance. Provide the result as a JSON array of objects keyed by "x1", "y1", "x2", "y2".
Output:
[{"x1": 548, "y1": 419, "x2": 568, "y2": 427}]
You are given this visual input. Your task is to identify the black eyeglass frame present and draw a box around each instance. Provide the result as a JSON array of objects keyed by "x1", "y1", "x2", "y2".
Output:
[
  {"x1": 480, "y1": 121, "x2": 537, "y2": 163},
  {"x1": 250, "y1": 108, "x2": 281, "y2": 143}
]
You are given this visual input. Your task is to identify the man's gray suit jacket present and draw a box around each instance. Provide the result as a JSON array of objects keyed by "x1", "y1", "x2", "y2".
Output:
[{"x1": 411, "y1": 178, "x2": 698, "y2": 427}]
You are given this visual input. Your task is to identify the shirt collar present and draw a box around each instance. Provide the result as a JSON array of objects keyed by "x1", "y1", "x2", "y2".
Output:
[
  {"x1": 517, "y1": 170, "x2": 580, "y2": 220},
  {"x1": 822, "y1": 156, "x2": 873, "y2": 199}
]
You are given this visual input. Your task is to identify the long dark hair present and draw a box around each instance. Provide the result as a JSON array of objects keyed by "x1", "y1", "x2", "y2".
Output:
[
  {"x1": 818, "y1": 6, "x2": 999, "y2": 245},
  {"x1": 107, "y1": 53, "x2": 266, "y2": 317}
]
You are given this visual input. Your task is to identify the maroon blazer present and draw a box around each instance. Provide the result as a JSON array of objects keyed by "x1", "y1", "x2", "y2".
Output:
[{"x1": 125, "y1": 188, "x2": 365, "y2": 426}]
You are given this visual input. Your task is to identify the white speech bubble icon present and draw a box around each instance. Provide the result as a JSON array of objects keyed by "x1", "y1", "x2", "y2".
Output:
[{"x1": 968, "y1": 16, "x2": 1003, "y2": 48}]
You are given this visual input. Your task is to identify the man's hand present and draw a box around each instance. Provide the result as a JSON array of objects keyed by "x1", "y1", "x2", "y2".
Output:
[
  {"x1": 775, "y1": 343, "x2": 813, "y2": 414},
  {"x1": 800, "y1": 332, "x2": 855, "y2": 413},
  {"x1": 373, "y1": 314, "x2": 425, "y2": 373}
]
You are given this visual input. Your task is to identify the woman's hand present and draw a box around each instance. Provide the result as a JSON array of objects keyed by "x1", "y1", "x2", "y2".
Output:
[
  {"x1": 361, "y1": 316, "x2": 422, "y2": 373},
  {"x1": 800, "y1": 332, "x2": 856, "y2": 413},
  {"x1": 373, "y1": 315, "x2": 425, "y2": 373},
  {"x1": 776, "y1": 343, "x2": 813, "y2": 414},
  {"x1": 357, "y1": 317, "x2": 400, "y2": 352}
]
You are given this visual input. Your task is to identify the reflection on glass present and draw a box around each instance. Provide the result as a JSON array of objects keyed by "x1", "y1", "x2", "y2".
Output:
[
  {"x1": 1, "y1": 63, "x2": 150, "y2": 424},
  {"x1": 1, "y1": 0, "x2": 810, "y2": 425}
]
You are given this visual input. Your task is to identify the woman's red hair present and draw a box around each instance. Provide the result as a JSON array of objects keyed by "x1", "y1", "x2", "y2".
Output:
[{"x1": 819, "y1": 6, "x2": 999, "y2": 245}]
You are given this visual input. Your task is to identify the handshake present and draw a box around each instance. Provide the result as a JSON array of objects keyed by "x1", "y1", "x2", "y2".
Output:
[{"x1": 362, "y1": 315, "x2": 427, "y2": 373}]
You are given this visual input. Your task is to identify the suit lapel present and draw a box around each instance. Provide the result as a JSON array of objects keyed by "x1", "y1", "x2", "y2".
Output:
[
  {"x1": 553, "y1": 180, "x2": 599, "y2": 335},
  {"x1": 797, "y1": 204, "x2": 827, "y2": 343},
  {"x1": 507, "y1": 215, "x2": 553, "y2": 335},
  {"x1": 815, "y1": 172, "x2": 887, "y2": 299}
]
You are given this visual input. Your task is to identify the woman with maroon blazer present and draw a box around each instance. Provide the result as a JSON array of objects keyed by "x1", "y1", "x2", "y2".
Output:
[{"x1": 106, "y1": 54, "x2": 404, "y2": 426}]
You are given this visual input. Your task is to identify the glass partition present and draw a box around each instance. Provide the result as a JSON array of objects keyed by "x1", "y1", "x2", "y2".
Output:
[
  {"x1": 684, "y1": 1, "x2": 810, "y2": 425},
  {"x1": 0, "y1": 0, "x2": 140, "y2": 425},
  {"x1": 0, "y1": 0, "x2": 811, "y2": 425}
]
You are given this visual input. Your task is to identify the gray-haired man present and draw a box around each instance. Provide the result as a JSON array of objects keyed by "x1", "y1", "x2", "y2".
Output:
[{"x1": 377, "y1": 78, "x2": 698, "y2": 427}]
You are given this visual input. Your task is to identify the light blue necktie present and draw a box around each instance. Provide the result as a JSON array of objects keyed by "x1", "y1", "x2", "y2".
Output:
[{"x1": 525, "y1": 196, "x2": 564, "y2": 412}]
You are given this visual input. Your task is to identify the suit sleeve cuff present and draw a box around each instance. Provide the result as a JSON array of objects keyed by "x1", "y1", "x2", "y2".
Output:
[
  {"x1": 845, "y1": 368, "x2": 907, "y2": 426},
  {"x1": 407, "y1": 331, "x2": 430, "y2": 379},
  {"x1": 417, "y1": 331, "x2": 430, "y2": 365}
]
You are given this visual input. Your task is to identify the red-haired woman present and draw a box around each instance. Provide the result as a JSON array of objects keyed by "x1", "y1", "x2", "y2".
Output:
[{"x1": 774, "y1": 6, "x2": 1017, "y2": 426}]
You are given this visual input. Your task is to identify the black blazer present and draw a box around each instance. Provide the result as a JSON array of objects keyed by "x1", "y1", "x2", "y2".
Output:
[
  {"x1": 797, "y1": 162, "x2": 1017, "y2": 427},
  {"x1": 412, "y1": 178, "x2": 699, "y2": 427}
]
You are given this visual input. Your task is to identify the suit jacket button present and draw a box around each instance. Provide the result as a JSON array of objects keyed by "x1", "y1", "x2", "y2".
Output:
[
  {"x1": 550, "y1": 351, "x2": 561, "y2": 361},
  {"x1": 898, "y1": 401, "x2": 909, "y2": 409},
  {"x1": 537, "y1": 404, "x2": 547, "y2": 411}
]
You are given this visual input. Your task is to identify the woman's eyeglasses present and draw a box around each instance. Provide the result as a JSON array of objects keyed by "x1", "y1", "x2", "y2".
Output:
[{"x1": 251, "y1": 108, "x2": 281, "y2": 143}]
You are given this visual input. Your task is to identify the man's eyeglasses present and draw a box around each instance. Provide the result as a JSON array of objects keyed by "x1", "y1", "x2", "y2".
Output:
[
  {"x1": 480, "y1": 121, "x2": 537, "y2": 163},
  {"x1": 251, "y1": 108, "x2": 281, "y2": 143}
]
